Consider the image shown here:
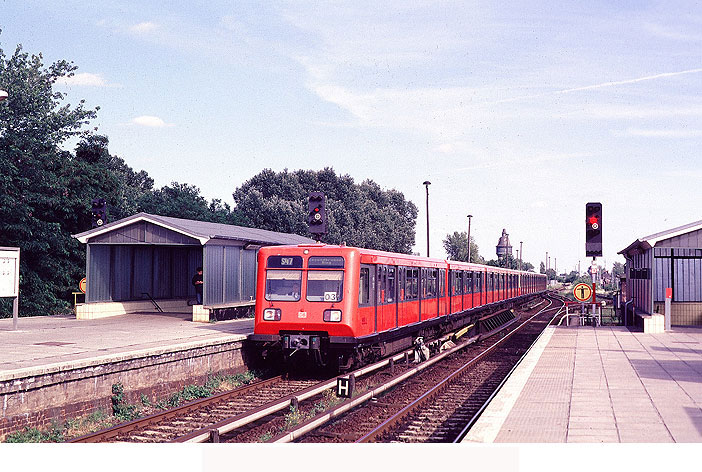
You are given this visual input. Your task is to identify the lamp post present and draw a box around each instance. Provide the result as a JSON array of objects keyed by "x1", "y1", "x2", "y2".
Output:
[
  {"x1": 423, "y1": 181, "x2": 431, "y2": 257},
  {"x1": 467, "y1": 214, "x2": 473, "y2": 263},
  {"x1": 519, "y1": 241, "x2": 523, "y2": 272}
]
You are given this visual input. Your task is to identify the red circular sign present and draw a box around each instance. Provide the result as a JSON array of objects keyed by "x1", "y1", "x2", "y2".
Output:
[{"x1": 79, "y1": 277, "x2": 87, "y2": 294}]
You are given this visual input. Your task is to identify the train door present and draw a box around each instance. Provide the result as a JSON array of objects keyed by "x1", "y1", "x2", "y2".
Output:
[
  {"x1": 464, "y1": 271, "x2": 472, "y2": 310},
  {"x1": 487, "y1": 272, "x2": 494, "y2": 303},
  {"x1": 438, "y1": 269, "x2": 446, "y2": 316},
  {"x1": 451, "y1": 270, "x2": 463, "y2": 314},
  {"x1": 376, "y1": 265, "x2": 397, "y2": 332},
  {"x1": 359, "y1": 264, "x2": 376, "y2": 336}
]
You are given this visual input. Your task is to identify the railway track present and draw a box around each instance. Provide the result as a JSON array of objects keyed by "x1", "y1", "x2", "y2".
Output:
[
  {"x1": 69, "y1": 376, "x2": 320, "y2": 443},
  {"x1": 69, "y1": 294, "x2": 557, "y2": 443},
  {"x1": 274, "y1": 293, "x2": 564, "y2": 443}
]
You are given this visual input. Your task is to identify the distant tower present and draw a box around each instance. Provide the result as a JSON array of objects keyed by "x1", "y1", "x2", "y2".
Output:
[{"x1": 496, "y1": 228, "x2": 512, "y2": 261}]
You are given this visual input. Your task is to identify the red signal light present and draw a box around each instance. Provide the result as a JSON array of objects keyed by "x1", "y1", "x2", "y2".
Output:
[{"x1": 588, "y1": 215, "x2": 598, "y2": 226}]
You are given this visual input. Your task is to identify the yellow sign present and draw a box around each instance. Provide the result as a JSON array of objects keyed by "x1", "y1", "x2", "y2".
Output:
[
  {"x1": 79, "y1": 277, "x2": 87, "y2": 294},
  {"x1": 573, "y1": 283, "x2": 593, "y2": 302}
]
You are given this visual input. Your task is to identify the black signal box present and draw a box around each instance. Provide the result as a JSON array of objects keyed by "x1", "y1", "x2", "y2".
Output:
[
  {"x1": 585, "y1": 202, "x2": 602, "y2": 257},
  {"x1": 308, "y1": 192, "x2": 327, "y2": 235}
]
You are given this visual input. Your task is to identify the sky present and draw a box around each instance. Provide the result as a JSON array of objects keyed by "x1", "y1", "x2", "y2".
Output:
[{"x1": 2, "y1": 0, "x2": 701, "y2": 274}]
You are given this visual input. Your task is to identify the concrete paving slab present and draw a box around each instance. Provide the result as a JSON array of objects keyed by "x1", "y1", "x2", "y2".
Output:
[
  {"x1": 0, "y1": 312, "x2": 253, "y2": 379},
  {"x1": 464, "y1": 325, "x2": 702, "y2": 443}
]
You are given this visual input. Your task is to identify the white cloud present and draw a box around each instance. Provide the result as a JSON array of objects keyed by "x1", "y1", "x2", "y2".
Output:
[
  {"x1": 617, "y1": 127, "x2": 702, "y2": 138},
  {"x1": 130, "y1": 22, "x2": 158, "y2": 34},
  {"x1": 55, "y1": 73, "x2": 111, "y2": 87},
  {"x1": 131, "y1": 115, "x2": 174, "y2": 128}
]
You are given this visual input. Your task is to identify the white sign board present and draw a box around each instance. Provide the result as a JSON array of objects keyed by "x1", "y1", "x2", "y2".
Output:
[{"x1": 0, "y1": 247, "x2": 20, "y2": 298}]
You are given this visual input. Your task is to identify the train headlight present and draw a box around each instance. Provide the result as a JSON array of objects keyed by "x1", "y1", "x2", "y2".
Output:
[
  {"x1": 323, "y1": 309, "x2": 342, "y2": 322},
  {"x1": 263, "y1": 308, "x2": 281, "y2": 321}
]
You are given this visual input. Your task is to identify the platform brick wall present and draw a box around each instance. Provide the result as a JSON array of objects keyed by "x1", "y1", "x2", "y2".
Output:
[{"x1": 0, "y1": 340, "x2": 248, "y2": 440}]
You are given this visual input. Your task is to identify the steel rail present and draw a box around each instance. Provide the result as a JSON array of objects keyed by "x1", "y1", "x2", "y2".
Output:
[
  {"x1": 172, "y1": 346, "x2": 424, "y2": 442},
  {"x1": 267, "y1": 296, "x2": 549, "y2": 443},
  {"x1": 452, "y1": 296, "x2": 566, "y2": 442},
  {"x1": 355, "y1": 295, "x2": 563, "y2": 443},
  {"x1": 68, "y1": 375, "x2": 284, "y2": 443}
]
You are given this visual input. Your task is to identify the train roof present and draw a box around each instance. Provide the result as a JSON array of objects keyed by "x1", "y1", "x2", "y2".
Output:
[{"x1": 260, "y1": 244, "x2": 542, "y2": 276}]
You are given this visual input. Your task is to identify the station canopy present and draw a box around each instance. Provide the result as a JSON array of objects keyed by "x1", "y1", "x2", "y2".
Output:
[{"x1": 73, "y1": 212, "x2": 314, "y2": 306}]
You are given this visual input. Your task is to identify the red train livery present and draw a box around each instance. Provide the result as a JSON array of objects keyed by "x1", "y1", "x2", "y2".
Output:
[{"x1": 250, "y1": 244, "x2": 547, "y2": 369}]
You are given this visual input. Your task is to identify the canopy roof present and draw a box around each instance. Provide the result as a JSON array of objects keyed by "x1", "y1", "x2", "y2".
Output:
[{"x1": 73, "y1": 212, "x2": 314, "y2": 246}]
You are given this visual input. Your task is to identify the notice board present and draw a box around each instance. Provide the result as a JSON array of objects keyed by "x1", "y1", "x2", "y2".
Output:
[{"x1": 0, "y1": 247, "x2": 20, "y2": 298}]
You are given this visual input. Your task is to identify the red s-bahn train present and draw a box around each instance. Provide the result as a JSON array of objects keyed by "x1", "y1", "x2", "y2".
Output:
[{"x1": 249, "y1": 244, "x2": 547, "y2": 370}]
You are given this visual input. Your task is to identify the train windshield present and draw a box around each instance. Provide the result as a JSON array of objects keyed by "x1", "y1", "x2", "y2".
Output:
[
  {"x1": 306, "y1": 270, "x2": 344, "y2": 302},
  {"x1": 265, "y1": 270, "x2": 302, "y2": 301}
]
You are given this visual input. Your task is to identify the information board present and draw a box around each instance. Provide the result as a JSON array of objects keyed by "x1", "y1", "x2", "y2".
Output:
[{"x1": 0, "y1": 247, "x2": 20, "y2": 298}]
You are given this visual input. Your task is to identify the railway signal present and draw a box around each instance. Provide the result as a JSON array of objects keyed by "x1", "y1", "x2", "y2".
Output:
[
  {"x1": 308, "y1": 192, "x2": 327, "y2": 235},
  {"x1": 585, "y1": 202, "x2": 602, "y2": 257},
  {"x1": 91, "y1": 198, "x2": 108, "y2": 228}
]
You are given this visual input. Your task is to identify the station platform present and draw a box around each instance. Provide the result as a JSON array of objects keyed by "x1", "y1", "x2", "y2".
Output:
[
  {"x1": 465, "y1": 325, "x2": 702, "y2": 443},
  {"x1": 0, "y1": 312, "x2": 253, "y2": 377},
  {"x1": 0, "y1": 313, "x2": 254, "y2": 438}
]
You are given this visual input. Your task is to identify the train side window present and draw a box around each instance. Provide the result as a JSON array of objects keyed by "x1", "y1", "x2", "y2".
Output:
[
  {"x1": 359, "y1": 267, "x2": 370, "y2": 306},
  {"x1": 408, "y1": 268, "x2": 419, "y2": 300},
  {"x1": 439, "y1": 269, "x2": 445, "y2": 297},
  {"x1": 453, "y1": 271, "x2": 462, "y2": 295},
  {"x1": 387, "y1": 267, "x2": 396, "y2": 303},
  {"x1": 465, "y1": 271, "x2": 472, "y2": 294}
]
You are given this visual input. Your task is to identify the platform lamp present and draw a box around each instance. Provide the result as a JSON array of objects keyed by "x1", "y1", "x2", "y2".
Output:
[
  {"x1": 423, "y1": 181, "x2": 431, "y2": 257},
  {"x1": 467, "y1": 214, "x2": 473, "y2": 263},
  {"x1": 519, "y1": 241, "x2": 523, "y2": 271}
]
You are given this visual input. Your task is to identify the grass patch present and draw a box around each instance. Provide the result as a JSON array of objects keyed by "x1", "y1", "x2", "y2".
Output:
[{"x1": 3, "y1": 370, "x2": 261, "y2": 443}]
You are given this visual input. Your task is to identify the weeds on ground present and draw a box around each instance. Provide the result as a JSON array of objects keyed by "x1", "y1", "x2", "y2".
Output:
[
  {"x1": 3, "y1": 370, "x2": 261, "y2": 443},
  {"x1": 4, "y1": 425, "x2": 64, "y2": 443},
  {"x1": 257, "y1": 389, "x2": 344, "y2": 442}
]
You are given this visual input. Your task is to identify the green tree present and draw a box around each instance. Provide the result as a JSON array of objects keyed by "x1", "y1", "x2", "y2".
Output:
[
  {"x1": 232, "y1": 168, "x2": 417, "y2": 253},
  {"x1": 0, "y1": 40, "x2": 100, "y2": 315},
  {"x1": 442, "y1": 231, "x2": 482, "y2": 263},
  {"x1": 138, "y1": 182, "x2": 237, "y2": 224}
]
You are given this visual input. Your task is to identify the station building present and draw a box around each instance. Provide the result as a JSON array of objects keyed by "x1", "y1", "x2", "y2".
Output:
[
  {"x1": 73, "y1": 212, "x2": 313, "y2": 321},
  {"x1": 618, "y1": 219, "x2": 702, "y2": 329}
]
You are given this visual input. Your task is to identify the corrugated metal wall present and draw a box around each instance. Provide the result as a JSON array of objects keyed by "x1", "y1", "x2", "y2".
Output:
[
  {"x1": 86, "y1": 245, "x2": 202, "y2": 302},
  {"x1": 242, "y1": 249, "x2": 257, "y2": 301},
  {"x1": 626, "y1": 250, "x2": 653, "y2": 314},
  {"x1": 86, "y1": 245, "x2": 111, "y2": 302},
  {"x1": 203, "y1": 244, "x2": 258, "y2": 306},
  {"x1": 654, "y1": 248, "x2": 702, "y2": 302}
]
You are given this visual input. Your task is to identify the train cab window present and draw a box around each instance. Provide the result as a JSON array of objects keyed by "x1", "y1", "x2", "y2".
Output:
[
  {"x1": 307, "y1": 270, "x2": 344, "y2": 302},
  {"x1": 265, "y1": 270, "x2": 302, "y2": 301}
]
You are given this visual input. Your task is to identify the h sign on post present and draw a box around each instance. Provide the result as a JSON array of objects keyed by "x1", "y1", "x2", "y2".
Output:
[{"x1": 336, "y1": 374, "x2": 355, "y2": 398}]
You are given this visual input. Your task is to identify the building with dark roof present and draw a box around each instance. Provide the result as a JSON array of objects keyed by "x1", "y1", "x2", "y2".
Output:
[
  {"x1": 73, "y1": 213, "x2": 314, "y2": 321},
  {"x1": 619, "y1": 219, "x2": 702, "y2": 329}
]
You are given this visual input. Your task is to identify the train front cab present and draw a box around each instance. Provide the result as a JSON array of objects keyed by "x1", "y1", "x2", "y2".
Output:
[{"x1": 253, "y1": 246, "x2": 360, "y2": 366}]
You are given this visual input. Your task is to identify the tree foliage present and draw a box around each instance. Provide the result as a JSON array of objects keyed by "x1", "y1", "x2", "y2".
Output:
[
  {"x1": 0, "y1": 39, "x2": 235, "y2": 316},
  {"x1": 442, "y1": 231, "x2": 483, "y2": 263},
  {"x1": 0, "y1": 39, "x2": 419, "y2": 317},
  {"x1": 232, "y1": 168, "x2": 418, "y2": 253}
]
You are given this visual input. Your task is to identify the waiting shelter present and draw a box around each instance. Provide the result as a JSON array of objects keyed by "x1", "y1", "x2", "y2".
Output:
[
  {"x1": 73, "y1": 213, "x2": 313, "y2": 321},
  {"x1": 619, "y1": 219, "x2": 702, "y2": 331}
]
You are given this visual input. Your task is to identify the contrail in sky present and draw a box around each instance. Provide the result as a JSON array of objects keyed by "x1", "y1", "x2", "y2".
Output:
[{"x1": 497, "y1": 68, "x2": 702, "y2": 103}]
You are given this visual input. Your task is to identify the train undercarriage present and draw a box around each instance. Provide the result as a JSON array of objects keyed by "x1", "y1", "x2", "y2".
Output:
[{"x1": 251, "y1": 293, "x2": 544, "y2": 372}]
